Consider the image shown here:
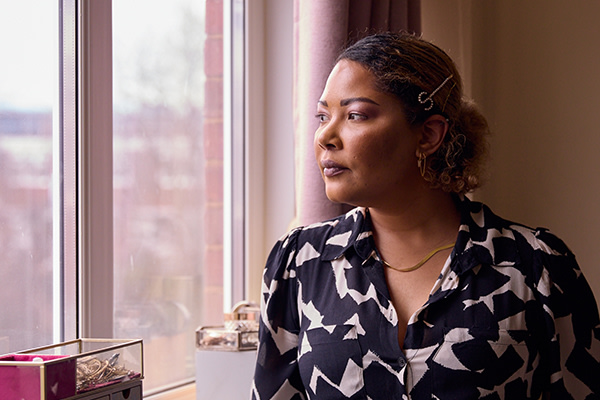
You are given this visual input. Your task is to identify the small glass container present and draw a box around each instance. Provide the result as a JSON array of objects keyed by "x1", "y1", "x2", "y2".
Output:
[
  {"x1": 0, "y1": 338, "x2": 143, "y2": 400},
  {"x1": 196, "y1": 301, "x2": 259, "y2": 351}
]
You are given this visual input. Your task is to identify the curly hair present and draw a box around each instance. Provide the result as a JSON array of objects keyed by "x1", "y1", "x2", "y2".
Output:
[{"x1": 336, "y1": 32, "x2": 490, "y2": 194}]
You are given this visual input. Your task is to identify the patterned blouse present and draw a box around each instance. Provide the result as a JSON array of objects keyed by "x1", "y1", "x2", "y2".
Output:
[{"x1": 251, "y1": 196, "x2": 600, "y2": 399}]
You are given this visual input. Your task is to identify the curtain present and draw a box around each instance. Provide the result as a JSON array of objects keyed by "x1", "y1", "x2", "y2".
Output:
[{"x1": 293, "y1": 0, "x2": 421, "y2": 227}]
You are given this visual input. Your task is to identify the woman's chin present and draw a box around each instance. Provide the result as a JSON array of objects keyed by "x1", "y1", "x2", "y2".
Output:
[{"x1": 325, "y1": 189, "x2": 356, "y2": 206}]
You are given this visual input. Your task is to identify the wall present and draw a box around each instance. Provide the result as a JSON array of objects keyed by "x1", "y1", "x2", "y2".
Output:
[
  {"x1": 246, "y1": 0, "x2": 295, "y2": 304},
  {"x1": 421, "y1": 0, "x2": 600, "y2": 302}
]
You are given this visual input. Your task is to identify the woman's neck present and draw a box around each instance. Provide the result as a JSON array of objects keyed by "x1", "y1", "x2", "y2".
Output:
[{"x1": 368, "y1": 190, "x2": 461, "y2": 256}]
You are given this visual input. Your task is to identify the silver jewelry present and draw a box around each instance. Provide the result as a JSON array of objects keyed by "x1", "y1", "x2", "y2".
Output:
[
  {"x1": 76, "y1": 353, "x2": 132, "y2": 392},
  {"x1": 418, "y1": 74, "x2": 454, "y2": 111}
]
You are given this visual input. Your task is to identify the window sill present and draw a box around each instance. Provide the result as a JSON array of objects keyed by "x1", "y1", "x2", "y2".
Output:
[{"x1": 146, "y1": 383, "x2": 195, "y2": 400}]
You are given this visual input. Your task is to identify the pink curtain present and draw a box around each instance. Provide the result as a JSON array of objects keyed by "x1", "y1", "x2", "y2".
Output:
[{"x1": 293, "y1": 0, "x2": 421, "y2": 226}]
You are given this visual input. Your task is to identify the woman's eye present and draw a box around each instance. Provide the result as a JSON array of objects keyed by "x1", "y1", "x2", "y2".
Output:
[
  {"x1": 348, "y1": 113, "x2": 367, "y2": 121},
  {"x1": 315, "y1": 113, "x2": 329, "y2": 123}
]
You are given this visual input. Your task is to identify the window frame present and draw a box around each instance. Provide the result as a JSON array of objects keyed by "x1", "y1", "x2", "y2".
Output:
[
  {"x1": 77, "y1": 0, "x2": 115, "y2": 339},
  {"x1": 58, "y1": 0, "x2": 295, "y2": 396},
  {"x1": 74, "y1": 0, "x2": 248, "y2": 337},
  {"x1": 223, "y1": 0, "x2": 247, "y2": 311},
  {"x1": 2, "y1": 0, "x2": 293, "y2": 396},
  {"x1": 57, "y1": 0, "x2": 79, "y2": 343},
  {"x1": 74, "y1": 0, "x2": 255, "y2": 392}
]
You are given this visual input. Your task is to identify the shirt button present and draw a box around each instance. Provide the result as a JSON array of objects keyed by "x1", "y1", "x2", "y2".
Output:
[{"x1": 398, "y1": 357, "x2": 407, "y2": 368}]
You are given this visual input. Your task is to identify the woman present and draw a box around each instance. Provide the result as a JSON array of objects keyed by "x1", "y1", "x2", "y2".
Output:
[{"x1": 251, "y1": 33, "x2": 600, "y2": 399}]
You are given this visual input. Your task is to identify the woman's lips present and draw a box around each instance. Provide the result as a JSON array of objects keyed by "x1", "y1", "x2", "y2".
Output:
[{"x1": 321, "y1": 160, "x2": 347, "y2": 177}]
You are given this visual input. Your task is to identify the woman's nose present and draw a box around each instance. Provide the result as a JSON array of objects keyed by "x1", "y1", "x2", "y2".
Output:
[{"x1": 315, "y1": 121, "x2": 341, "y2": 150}]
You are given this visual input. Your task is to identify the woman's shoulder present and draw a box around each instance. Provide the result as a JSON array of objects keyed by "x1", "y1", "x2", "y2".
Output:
[
  {"x1": 265, "y1": 207, "x2": 367, "y2": 273},
  {"x1": 458, "y1": 196, "x2": 576, "y2": 272},
  {"x1": 462, "y1": 196, "x2": 567, "y2": 244},
  {"x1": 506, "y1": 222, "x2": 573, "y2": 259},
  {"x1": 279, "y1": 207, "x2": 366, "y2": 251},
  {"x1": 481, "y1": 200, "x2": 573, "y2": 259}
]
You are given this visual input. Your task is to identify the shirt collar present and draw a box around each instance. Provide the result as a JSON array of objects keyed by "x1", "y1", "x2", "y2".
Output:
[
  {"x1": 452, "y1": 194, "x2": 521, "y2": 274},
  {"x1": 319, "y1": 195, "x2": 521, "y2": 274},
  {"x1": 319, "y1": 207, "x2": 373, "y2": 262}
]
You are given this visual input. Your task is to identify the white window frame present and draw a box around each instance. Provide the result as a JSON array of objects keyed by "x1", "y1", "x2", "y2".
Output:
[
  {"x1": 74, "y1": 0, "x2": 250, "y2": 336},
  {"x1": 4, "y1": 0, "x2": 293, "y2": 396},
  {"x1": 77, "y1": 0, "x2": 115, "y2": 338},
  {"x1": 223, "y1": 0, "x2": 247, "y2": 311},
  {"x1": 74, "y1": 0, "x2": 249, "y2": 394},
  {"x1": 57, "y1": 0, "x2": 295, "y2": 397},
  {"x1": 56, "y1": 0, "x2": 79, "y2": 344}
]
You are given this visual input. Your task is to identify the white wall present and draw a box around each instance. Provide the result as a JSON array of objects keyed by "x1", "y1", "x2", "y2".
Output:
[
  {"x1": 246, "y1": 0, "x2": 295, "y2": 303},
  {"x1": 422, "y1": 0, "x2": 600, "y2": 302}
]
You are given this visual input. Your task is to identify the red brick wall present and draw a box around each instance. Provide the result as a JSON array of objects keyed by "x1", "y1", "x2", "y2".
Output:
[{"x1": 202, "y1": 0, "x2": 224, "y2": 325}]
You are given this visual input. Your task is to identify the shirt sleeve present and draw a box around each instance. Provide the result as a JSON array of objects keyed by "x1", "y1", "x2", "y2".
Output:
[
  {"x1": 251, "y1": 229, "x2": 307, "y2": 400},
  {"x1": 535, "y1": 229, "x2": 600, "y2": 398}
]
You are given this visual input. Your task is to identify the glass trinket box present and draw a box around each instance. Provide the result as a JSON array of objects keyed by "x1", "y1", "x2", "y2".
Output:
[
  {"x1": 0, "y1": 338, "x2": 143, "y2": 400},
  {"x1": 196, "y1": 301, "x2": 259, "y2": 351}
]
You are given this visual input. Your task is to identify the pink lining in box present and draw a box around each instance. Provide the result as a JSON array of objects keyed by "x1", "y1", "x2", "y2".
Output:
[
  {"x1": 0, "y1": 354, "x2": 76, "y2": 400},
  {"x1": 0, "y1": 354, "x2": 67, "y2": 362}
]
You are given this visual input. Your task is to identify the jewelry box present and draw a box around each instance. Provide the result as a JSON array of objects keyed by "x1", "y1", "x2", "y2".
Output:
[{"x1": 0, "y1": 338, "x2": 143, "y2": 400}]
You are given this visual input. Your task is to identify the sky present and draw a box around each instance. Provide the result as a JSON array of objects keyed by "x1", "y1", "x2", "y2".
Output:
[
  {"x1": 0, "y1": 1, "x2": 57, "y2": 111},
  {"x1": 0, "y1": 0, "x2": 197, "y2": 112}
]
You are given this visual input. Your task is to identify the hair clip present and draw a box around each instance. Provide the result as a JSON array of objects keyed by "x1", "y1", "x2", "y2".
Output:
[{"x1": 418, "y1": 74, "x2": 454, "y2": 111}]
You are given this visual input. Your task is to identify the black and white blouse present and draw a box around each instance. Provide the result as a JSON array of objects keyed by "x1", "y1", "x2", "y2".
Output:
[{"x1": 251, "y1": 196, "x2": 600, "y2": 399}]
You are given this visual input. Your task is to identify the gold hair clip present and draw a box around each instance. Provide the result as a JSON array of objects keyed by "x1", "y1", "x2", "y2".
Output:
[{"x1": 418, "y1": 74, "x2": 454, "y2": 111}]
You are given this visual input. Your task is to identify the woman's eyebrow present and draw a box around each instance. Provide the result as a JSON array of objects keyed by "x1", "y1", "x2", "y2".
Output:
[
  {"x1": 317, "y1": 97, "x2": 380, "y2": 107},
  {"x1": 340, "y1": 97, "x2": 379, "y2": 106}
]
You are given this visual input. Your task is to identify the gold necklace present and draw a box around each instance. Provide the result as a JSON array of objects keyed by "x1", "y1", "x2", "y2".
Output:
[{"x1": 381, "y1": 242, "x2": 455, "y2": 272}]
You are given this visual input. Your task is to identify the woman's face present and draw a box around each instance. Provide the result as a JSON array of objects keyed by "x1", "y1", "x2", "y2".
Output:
[{"x1": 314, "y1": 59, "x2": 422, "y2": 208}]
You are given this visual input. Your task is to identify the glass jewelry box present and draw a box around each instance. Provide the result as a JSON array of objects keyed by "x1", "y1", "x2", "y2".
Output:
[
  {"x1": 196, "y1": 301, "x2": 259, "y2": 351},
  {"x1": 195, "y1": 301, "x2": 258, "y2": 399},
  {"x1": 0, "y1": 338, "x2": 143, "y2": 400}
]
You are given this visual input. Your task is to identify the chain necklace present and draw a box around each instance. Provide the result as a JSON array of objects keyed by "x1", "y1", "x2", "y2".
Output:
[{"x1": 381, "y1": 242, "x2": 455, "y2": 272}]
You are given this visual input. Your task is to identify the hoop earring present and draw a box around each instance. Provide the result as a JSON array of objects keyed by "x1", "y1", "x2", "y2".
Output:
[{"x1": 417, "y1": 153, "x2": 427, "y2": 177}]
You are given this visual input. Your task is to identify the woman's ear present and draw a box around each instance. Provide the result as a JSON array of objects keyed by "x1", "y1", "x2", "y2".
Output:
[{"x1": 416, "y1": 114, "x2": 449, "y2": 156}]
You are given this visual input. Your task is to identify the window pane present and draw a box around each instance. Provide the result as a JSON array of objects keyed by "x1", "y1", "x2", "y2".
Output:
[
  {"x1": 0, "y1": 1, "x2": 58, "y2": 352},
  {"x1": 112, "y1": 0, "x2": 223, "y2": 391}
]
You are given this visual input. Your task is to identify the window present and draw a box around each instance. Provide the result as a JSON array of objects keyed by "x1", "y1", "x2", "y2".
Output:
[
  {"x1": 0, "y1": 0, "x2": 64, "y2": 352},
  {"x1": 112, "y1": 0, "x2": 225, "y2": 392},
  {"x1": 0, "y1": 0, "x2": 249, "y2": 396}
]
